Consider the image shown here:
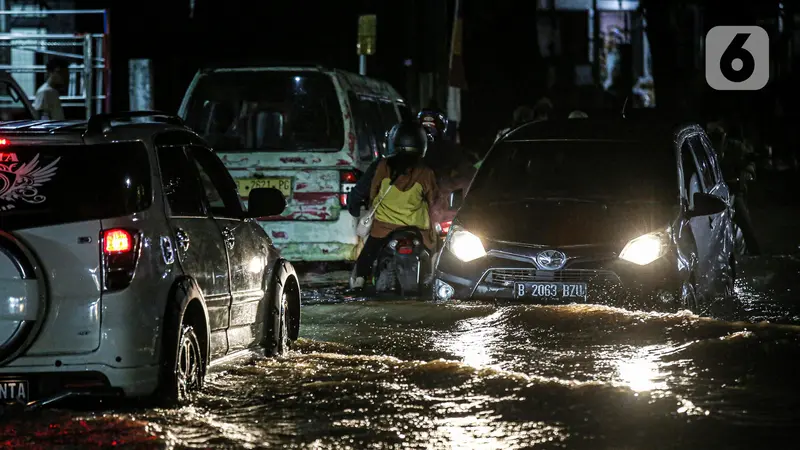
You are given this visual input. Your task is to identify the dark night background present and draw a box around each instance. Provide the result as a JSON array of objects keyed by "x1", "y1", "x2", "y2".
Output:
[{"x1": 68, "y1": 0, "x2": 798, "y2": 151}]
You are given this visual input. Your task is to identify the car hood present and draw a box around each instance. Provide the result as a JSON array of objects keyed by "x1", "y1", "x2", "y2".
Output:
[{"x1": 457, "y1": 199, "x2": 677, "y2": 247}]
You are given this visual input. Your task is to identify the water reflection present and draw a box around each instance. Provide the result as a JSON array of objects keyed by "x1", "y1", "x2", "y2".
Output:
[
  {"x1": 5, "y1": 256, "x2": 800, "y2": 448},
  {"x1": 616, "y1": 352, "x2": 667, "y2": 393},
  {"x1": 436, "y1": 309, "x2": 507, "y2": 370}
]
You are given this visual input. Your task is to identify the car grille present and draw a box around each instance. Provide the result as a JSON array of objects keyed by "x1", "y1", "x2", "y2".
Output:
[{"x1": 486, "y1": 268, "x2": 620, "y2": 284}]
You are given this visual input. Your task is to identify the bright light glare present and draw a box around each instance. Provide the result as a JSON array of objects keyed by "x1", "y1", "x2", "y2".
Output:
[
  {"x1": 248, "y1": 256, "x2": 264, "y2": 273},
  {"x1": 448, "y1": 228, "x2": 486, "y2": 262},
  {"x1": 619, "y1": 232, "x2": 666, "y2": 265},
  {"x1": 617, "y1": 357, "x2": 666, "y2": 392}
]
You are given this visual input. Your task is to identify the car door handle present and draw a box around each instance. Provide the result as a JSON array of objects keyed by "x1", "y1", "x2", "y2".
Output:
[
  {"x1": 222, "y1": 226, "x2": 235, "y2": 250},
  {"x1": 175, "y1": 228, "x2": 190, "y2": 252}
]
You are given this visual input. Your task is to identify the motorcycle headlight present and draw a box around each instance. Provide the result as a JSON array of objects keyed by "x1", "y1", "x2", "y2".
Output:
[
  {"x1": 447, "y1": 226, "x2": 487, "y2": 262},
  {"x1": 619, "y1": 232, "x2": 668, "y2": 266}
]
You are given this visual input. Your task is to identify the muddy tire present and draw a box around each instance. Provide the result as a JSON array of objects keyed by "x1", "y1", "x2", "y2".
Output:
[
  {"x1": 397, "y1": 261, "x2": 420, "y2": 297},
  {"x1": 156, "y1": 324, "x2": 205, "y2": 406},
  {"x1": 374, "y1": 260, "x2": 397, "y2": 293},
  {"x1": 266, "y1": 260, "x2": 300, "y2": 357}
]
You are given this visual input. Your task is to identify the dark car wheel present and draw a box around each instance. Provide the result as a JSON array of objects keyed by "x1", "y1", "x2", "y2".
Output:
[
  {"x1": 156, "y1": 324, "x2": 205, "y2": 406},
  {"x1": 175, "y1": 325, "x2": 204, "y2": 401},
  {"x1": 266, "y1": 261, "x2": 300, "y2": 356}
]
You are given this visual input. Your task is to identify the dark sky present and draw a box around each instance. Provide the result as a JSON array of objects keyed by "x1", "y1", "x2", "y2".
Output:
[
  {"x1": 79, "y1": 0, "x2": 419, "y2": 111},
  {"x1": 75, "y1": 0, "x2": 543, "y2": 129}
]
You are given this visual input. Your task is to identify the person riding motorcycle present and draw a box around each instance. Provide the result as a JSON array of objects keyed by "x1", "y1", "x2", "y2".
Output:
[
  {"x1": 418, "y1": 109, "x2": 470, "y2": 177},
  {"x1": 707, "y1": 119, "x2": 761, "y2": 255},
  {"x1": 346, "y1": 134, "x2": 397, "y2": 218},
  {"x1": 350, "y1": 121, "x2": 439, "y2": 290},
  {"x1": 417, "y1": 109, "x2": 475, "y2": 233}
]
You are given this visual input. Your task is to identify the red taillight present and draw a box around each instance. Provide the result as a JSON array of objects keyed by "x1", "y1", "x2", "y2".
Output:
[
  {"x1": 0, "y1": 138, "x2": 8, "y2": 146},
  {"x1": 340, "y1": 171, "x2": 357, "y2": 183},
  {"x1": 340, "y1": 170, "x2": 357, "y2": 208},
  {"x1": 101, "y1": 228, "x2": 140, "y2": 291},
  {"x1": 103, "y1": 229, "x2": 132, "y2": 254},
  {"x1": 397, "y1": 238, "x2": 414, "y2": 255},
  {"x1": 439, "y1": 220, "x2": 452, "y2": 236}
]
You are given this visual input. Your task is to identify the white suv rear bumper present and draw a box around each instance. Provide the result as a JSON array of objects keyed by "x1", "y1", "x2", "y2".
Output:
[{"x1": 0, "y1": 360, "x2": 160, "y2": 398}]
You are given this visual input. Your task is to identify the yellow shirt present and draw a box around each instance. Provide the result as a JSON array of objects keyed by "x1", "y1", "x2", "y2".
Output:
[{"x1": 373, "y1": 177, "x2": 430, "y2": 230}]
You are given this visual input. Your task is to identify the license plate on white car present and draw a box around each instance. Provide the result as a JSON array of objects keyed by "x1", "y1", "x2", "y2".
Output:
[
  {"x1": 236, "y1": 177, "x2": 292, "y2": 198},
  {"x1": 0, "y1": 379, "x2": 29, "y2": 404},
  {"x1": 514, "y1": 282, "x2": 587, "y2": 300}
]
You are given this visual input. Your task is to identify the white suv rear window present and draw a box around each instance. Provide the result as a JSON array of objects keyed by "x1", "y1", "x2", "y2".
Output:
[{"x1": 0, "y1": 142, "x2": 152, "y2": 229}]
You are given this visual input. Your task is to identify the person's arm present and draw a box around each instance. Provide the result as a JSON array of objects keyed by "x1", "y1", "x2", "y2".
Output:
[
  {"x1": 32, "y1": 88, "x2": 49, "y2": 120},
  {"x1": 370, "y1": 160, "x2": 388, "y2": 202},
  {"x1": 346, "y1": 160, "x2": 378, "y2": 217}
]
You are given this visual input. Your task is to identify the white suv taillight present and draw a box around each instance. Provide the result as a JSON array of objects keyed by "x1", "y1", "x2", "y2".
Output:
[
  {"x1": 101, "y1": 228, "x2": 142, "y2": 291},
  {"x1": 340, "y1": 170, "x2": 357, "y2": 207}
]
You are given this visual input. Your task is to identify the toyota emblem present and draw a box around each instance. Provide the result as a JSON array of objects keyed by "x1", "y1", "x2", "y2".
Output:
[{"x1": 536, "y1": 250, "x2": 567, "y2": 270}]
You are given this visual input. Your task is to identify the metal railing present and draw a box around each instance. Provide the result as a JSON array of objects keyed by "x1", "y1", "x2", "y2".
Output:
[{"x1": 0, "y1": 9, "x2": 109, "y2": 119}]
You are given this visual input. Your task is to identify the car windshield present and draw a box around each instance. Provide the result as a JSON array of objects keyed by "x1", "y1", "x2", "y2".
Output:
[
  {"x1": 468, "y1": 140, "x2": 677, "y2": 205},
  {"x1": 0, "y1": 81, "x2": 34, "y2": 121},
  {"x1": 0, "y1": 142, "x2": 152, "y2": 229},
  {"x1": 184, "y1": 71, "x2": 344, "y2": 152}
]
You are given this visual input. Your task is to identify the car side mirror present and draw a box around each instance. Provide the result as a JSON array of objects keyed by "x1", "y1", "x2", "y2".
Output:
[
  {"x1": 688, "y1": 192, "x2": 726, "y2": 218},
  {"x1": 448, "y1": 189, "x2": 464, "y2": 210},
  {"x1": 246, "y1": 187, "x2": 285, "y2": 218}
]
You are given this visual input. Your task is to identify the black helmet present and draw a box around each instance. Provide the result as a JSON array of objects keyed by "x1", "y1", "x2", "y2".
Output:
[
  {"x1": 387, "y1": 121, "x2": 428, "y2": 156},
  {"x1": 417, "y1": 109, "x2": 449, "y2": 142}
]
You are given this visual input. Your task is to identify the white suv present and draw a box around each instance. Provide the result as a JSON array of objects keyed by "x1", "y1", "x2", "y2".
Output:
[{"x1": 0, "y1": 112, "x2": 301, "y2": 409}]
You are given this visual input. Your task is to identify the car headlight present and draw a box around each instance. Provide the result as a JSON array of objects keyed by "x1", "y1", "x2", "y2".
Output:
[
  {"x1": 619, "y1": 232, "x2": 668, "y2": 265},
  {"x1": 447, "y1": 226, "x2": 487, "y2": 262}
]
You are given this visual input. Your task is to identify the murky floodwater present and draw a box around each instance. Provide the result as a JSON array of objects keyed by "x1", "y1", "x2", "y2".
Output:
[{"x1": 2, "y1": 255, "x2": 800, "y2": 449}]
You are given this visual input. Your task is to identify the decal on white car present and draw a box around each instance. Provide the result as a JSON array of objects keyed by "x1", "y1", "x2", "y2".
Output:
[{"x1": 0, "y1": 153, "x2": 61, "y2": 210}]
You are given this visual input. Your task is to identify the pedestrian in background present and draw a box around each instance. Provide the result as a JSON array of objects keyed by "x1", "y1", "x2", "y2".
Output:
[{"x1": 33, "y1": 57, "x2": 69, "y2": 120}]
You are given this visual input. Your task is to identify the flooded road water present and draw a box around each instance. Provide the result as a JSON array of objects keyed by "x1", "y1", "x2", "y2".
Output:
[{"x1": 3, "y1": 255, "x2": 800, "y2": 449}]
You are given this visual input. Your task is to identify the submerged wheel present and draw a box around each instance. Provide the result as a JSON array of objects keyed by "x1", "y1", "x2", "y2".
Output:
[
  {"x1": 156, "y1": 321, "x2": 206, "y2": 406},
  {"x1": 374, "y1": 260, "x2": 397, "y2": 294},
  {"x1": 266, "y1": 261, "x2": 300, "y2": 356},
  {"x1": 175, "y1": 325, "x2": 204, "y2": 402}
]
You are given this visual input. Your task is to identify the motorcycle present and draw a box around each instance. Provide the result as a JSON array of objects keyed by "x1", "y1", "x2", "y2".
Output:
[{"x1": 373, "y1": 227, "x2": 433, "y2": 296}]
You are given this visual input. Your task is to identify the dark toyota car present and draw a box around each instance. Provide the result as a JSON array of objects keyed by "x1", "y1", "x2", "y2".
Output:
[{"x1": 433, "y1": 119, "x2": 736, "y2": 313}]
